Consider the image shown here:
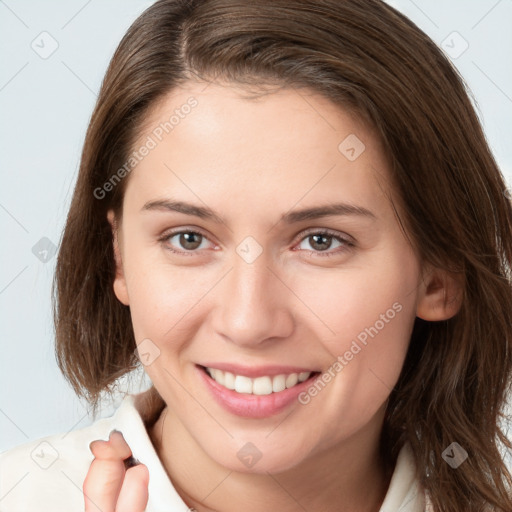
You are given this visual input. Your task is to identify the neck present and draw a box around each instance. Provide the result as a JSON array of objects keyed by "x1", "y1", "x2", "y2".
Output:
[{"x1": 148, "y1": 403, "x2": 391, "y2": 512}]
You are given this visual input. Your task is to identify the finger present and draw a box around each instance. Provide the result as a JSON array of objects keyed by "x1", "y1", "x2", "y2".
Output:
[
  {"x1": 84, "y1": 456, "x2": 125, "y2": 512},
  {"x1": 108, "y1": 430, "x2": 133, "y2": 460},
  {"x1": 89, "y1": 430, "x2": 132, "y2": 461},
  {"x1": 84, "y1": 431, "x2": 132, "y2": 512},
  {"x1": 115, "y1": 464, "x2": 150, "y2": 512}
]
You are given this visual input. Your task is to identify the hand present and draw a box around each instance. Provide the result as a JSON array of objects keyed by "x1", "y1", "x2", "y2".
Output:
[{"x1": 84, "y1": 430, "x2": 149, "y2": 512}]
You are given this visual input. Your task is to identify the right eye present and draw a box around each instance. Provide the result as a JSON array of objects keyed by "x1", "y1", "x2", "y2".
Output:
[{"x1": 158, "y1": 228, "x2": 216, "y2": 256}]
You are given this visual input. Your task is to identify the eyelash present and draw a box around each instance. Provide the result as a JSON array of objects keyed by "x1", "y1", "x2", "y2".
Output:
[{"x1": 157, "y1": 227, "x2": 355, "y2": 258}]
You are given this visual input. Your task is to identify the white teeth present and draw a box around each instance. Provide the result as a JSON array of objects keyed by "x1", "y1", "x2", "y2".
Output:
[
  {"x1": 272, "y1": 374, "x2": 286, "y2": 393},
  {"x1": 206, "y1": 367, "x2": 312, "y2": 395},
  {"x1": 234, "y1": 375, "x2": 252, "y2": 394},
  {"x1": 252, "y1": 376, "x2": 273, "y2": 395},
  {"x1": 212, "y1": 368, "x2": 224, "y2": 386},
  {"x1": 285, "y1": 373, "x2": 298, "y2": 388},
  {"x1": 223, "y1": 371, "x2": 236, "y2": 390},
  {"x1": 298, "y1": 372, "x2": 310, "y2": 382}
]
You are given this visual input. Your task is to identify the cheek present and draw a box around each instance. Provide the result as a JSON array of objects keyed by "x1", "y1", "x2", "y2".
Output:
[
  {"x1": 295, "y1": 247, "x2": 419, "y2": 432},
  {"x1": 296, "y1": 248, "x2": 419, "y2": 368},
  {"x1": 292, "y1": 247, "x2": 419, "y2": 349},
  {"x1": 122, "y1": 245, "x2": 216, "y2": 345}
]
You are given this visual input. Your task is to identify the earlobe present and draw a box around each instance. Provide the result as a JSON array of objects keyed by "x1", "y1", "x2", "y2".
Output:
[
  {"x1": 416, "y1": 266, "x2": 463, "y2": 321},
  {"x1": 107, "y1": 210, "x2": 130, "y2": 306}
]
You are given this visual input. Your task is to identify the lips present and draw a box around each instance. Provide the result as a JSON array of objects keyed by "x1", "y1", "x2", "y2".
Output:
[{"x1": 197, "y1": 364, "x2": 321, "y2": 418}]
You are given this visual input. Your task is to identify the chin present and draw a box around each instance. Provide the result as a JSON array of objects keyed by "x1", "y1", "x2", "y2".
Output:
[{"x1": 206, "y1": 439, "x2": 312, "y2": 475}]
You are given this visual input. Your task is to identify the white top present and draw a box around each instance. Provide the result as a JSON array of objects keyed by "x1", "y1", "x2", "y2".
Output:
[{"x1": 0, "y1": 391, "x2": 432, "y2": 511}]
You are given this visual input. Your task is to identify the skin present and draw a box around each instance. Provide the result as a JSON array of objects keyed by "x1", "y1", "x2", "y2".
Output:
[
  {"x1": 85, "y1": 430, "x2": 149, "y2": 512},
  {"x1": 84, "y1": 81, "x2": 462, "y2": 511}
]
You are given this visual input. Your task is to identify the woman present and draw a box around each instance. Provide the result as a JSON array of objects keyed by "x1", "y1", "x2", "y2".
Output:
[{"x1": 1, "y1": 1, "x2": 511, "y2": 510}]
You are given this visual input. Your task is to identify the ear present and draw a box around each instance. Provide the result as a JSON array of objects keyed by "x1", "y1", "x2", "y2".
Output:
[
  {"x1": 416, "y1": 265, "x2": 463, "y2": 321},
  {"x1": 107, "y1": 209, "x2": 130, "y2": 306}
]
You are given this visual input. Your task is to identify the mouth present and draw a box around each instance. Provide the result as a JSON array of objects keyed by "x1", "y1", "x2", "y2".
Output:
[
  {"x1": 197, "y1": 364, "x2": 321, "y2": 418},
  {"x1": 200, "y1": 365, "x2": 320, "y2": 395}
]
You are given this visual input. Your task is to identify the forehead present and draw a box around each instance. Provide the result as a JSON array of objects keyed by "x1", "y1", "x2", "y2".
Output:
[{"x1": 124, "y1": 81, "x2": 396, "y2": 225}]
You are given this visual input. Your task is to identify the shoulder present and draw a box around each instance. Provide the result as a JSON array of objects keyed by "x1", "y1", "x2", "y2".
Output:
[{"x1": 0, "y1": 394, "x2": 140, "y2": 512}]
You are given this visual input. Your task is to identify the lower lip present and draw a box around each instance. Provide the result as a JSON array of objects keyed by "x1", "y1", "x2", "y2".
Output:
[{"x1": 196, "y1": 365, "x2": 319, "y2": 419}]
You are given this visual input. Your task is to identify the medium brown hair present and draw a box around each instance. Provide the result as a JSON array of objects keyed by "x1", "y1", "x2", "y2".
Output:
[{"x1": 53, "y1": 0, "x2": 512, "y2": 509}]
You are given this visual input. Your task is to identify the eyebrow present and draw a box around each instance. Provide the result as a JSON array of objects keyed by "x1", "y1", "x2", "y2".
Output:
[{"x1": 141, "y1": 199, "x2": 377, "y2": 224}]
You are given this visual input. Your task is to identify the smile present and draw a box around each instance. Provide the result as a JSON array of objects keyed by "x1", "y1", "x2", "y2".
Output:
[
  {"x1": 205, "y1": 367, "x2": 313, "y2": 395},
  {"x1": 197, "y1": 363, "x2": 321, "y2": 418}
]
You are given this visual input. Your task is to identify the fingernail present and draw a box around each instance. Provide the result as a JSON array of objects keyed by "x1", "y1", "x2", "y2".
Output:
[{"x1": 109, "y1": 429, "x2": 123, "y2": 438}]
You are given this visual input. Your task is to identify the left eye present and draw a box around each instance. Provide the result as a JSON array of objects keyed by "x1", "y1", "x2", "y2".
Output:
[
  {"x1": 296, "y1": 232, "x2": 349, "y2": 254},
  {"x1": 294, "y1": 229, "x2": 354, "y2": 258}
]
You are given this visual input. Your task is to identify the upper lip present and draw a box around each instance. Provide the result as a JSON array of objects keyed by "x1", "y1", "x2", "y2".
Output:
[{"x1": 198, "y1": 363, "x2": 319, "y2": 378}]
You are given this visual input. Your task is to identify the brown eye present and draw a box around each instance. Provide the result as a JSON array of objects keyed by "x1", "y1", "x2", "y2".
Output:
[
  {"x1": 307, "y1": 234, "x2": 335, "y2": 252},
  {"x1": 176, "y1": 231, "x2": 203, "y2": 251},
  {"x1": 295, "y1": 229, "x2": 355, "y2": 258},
  {"x1": 159, "y1": 229, "x2": 214, "y2": 255}
]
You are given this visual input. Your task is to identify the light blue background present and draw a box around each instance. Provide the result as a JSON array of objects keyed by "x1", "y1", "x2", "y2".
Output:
[{"x1": 1, "y1": 0, "x2": 511, "y2": 454}]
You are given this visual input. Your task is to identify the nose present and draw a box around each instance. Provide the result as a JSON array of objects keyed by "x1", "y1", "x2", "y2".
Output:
[{"x1": 211, "y1": 253, "x2": 295, "y2": 348}]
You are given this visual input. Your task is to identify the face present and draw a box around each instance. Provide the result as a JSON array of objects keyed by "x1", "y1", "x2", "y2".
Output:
[{"x1": 110, "y1": 81, "x2": 427, "y2": 474}]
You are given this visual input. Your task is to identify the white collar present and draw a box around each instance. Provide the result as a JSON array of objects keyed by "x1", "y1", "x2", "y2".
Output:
[{"x1": 117, "y1": 391, "x2": 429, "y2": 511}]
